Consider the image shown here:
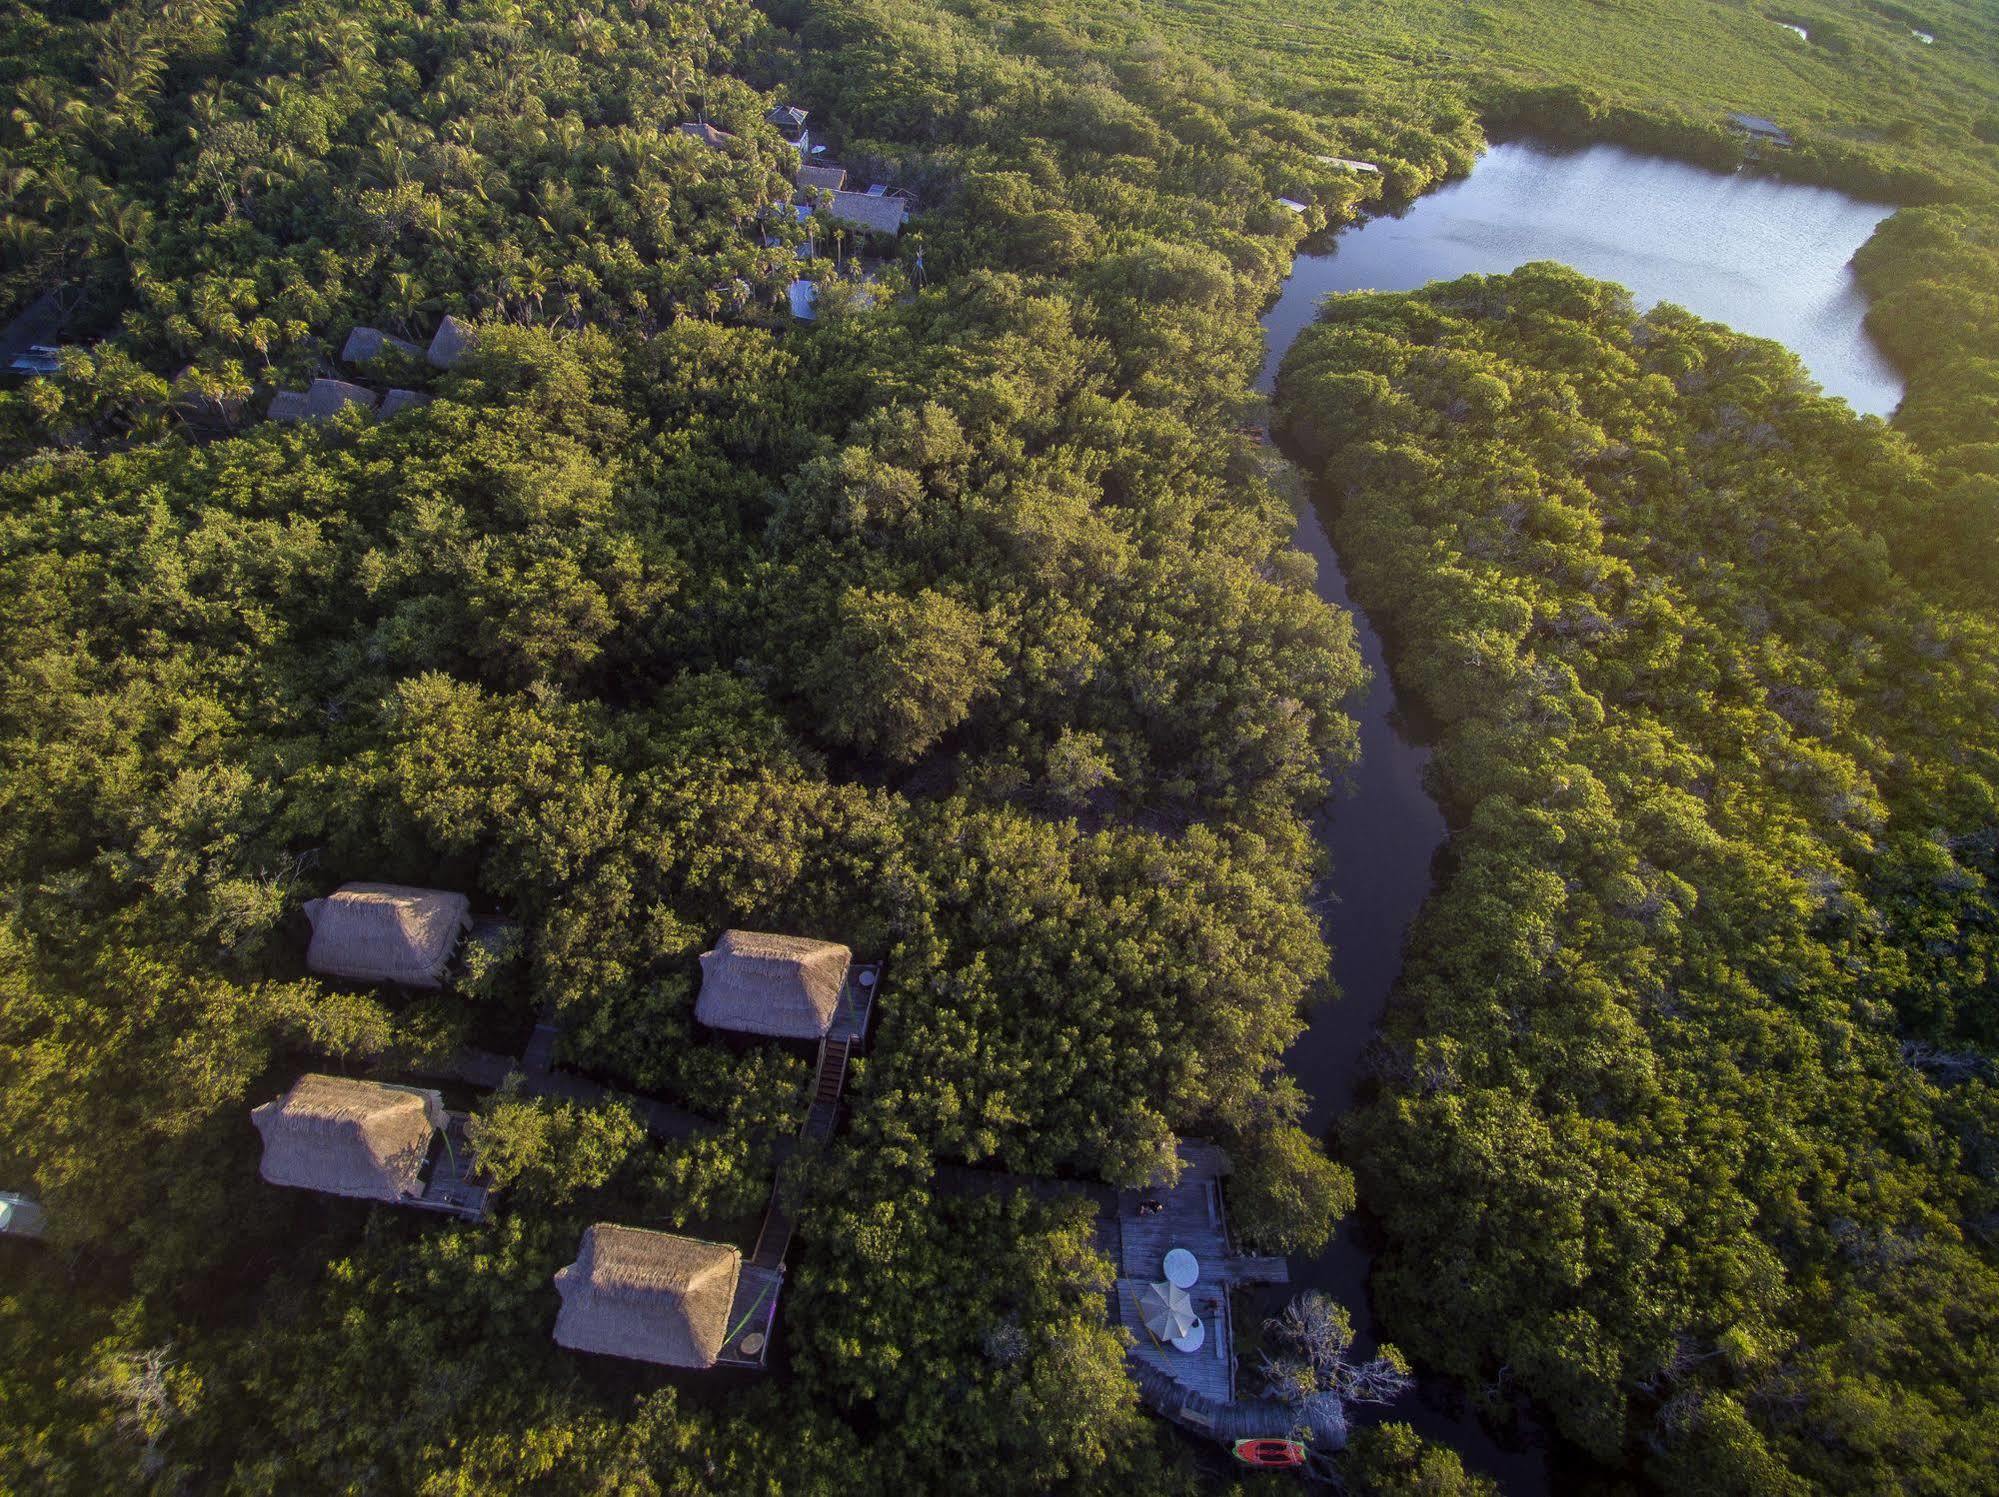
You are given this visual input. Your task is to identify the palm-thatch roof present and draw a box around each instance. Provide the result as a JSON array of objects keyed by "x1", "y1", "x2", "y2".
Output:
[
  {"x1": 677, "y1": 121, "x2": 737, "y2": 149},
  {"x1": 341, "y1": 326, "x2": 421, "y2": 364},
  {"x1": 301, "y1": 378, "x2": 378, "y2": 422},
  {"x1": 823, "y1": 190, "x2": 908, "y2": 236},
  {"x1": 427, "y1": 315, "x2": 477, "y2": 369},
  {"x1": 796, "y1": 163, "x2": 848, "y2": 193},
  {"x1": 696, "y1": 930, "x2": 851, "y2": 1038},
  {"x1": 379, "y1": 387, "x2": 431, "y2": 419},
  {"x1": 553, "y1": 1225, "x2": 742, "y2": 1368},
  {"x1": 251, "y1": 1074, "x2": 441, "y2": 1203},
  {"x1": 304, "y1": 882, "x2": 471, "y2": 988}
]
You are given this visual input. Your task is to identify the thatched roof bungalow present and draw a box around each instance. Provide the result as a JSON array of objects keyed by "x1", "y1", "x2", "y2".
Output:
[
  {"x1": 822, "y1": 190, "x2": 908, "y2": 236},
  {"x1": 1728, "y1": 112, "x2": 1794, "y2": 145},
  {"x1": 379, "y1": 388, "x2": 431, "y2": 419},
  {"x1": 341, "y1": 326, "x2": 420, "y2": 364},
  {"x1": 677, "y1": 121, "x2": 738, "y2": 149},
  {"x1": 304, "y1": 882, "x2": 471, "y2": 988},
  {"x1": 427, "y1": 315, "x2": 477, "y2": 369},
  {"x1": 553, "y1": 1225, "x2": 742, "y2": 1368},
  {"x1": 696, "y1": 930, "x2": 851, "y2": 1039},
  {"x1": 251, "y1": 1074, "x2": 443, "y2": 1204},
  {"x1": 768, "y1": 104, "x2": 809, "y2": 147},
  {"x1": 796, "y1": 163, "x2": 848, "y2": 193}
]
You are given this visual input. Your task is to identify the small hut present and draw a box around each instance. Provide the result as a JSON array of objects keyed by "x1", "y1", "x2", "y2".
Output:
[
  {"x1": 251, "y1": 1074, "x2": 441, "y2": 1203},
  {"x1": 427, "y1": 315, "x2": 477, "y2": 369},
  {"x1": 270, "y1": 378, "x2": 377, "y2": 424},
  {"x1": 822, "y1": 190, "x2": 907, "y2": 236},
  {"x1": 768, "y1": 104, "x2": 809, "y2": 149},
  {"x1": 796, "y1": 163, "x2": 848, "y2": 193},
  {"x1": 304, "y1": 882, "x2": 471, "y2": 988},
  {"x1": 341, "y1": 326, "x2": 421, "y2": 364},
  {"x1": 379, "y1": 388, "x2": 431, "y2": 419},
  {"x1": 552, "y1": 1225, "x2": 742, "y2": 1368},
  {"x1": 677, "y1": 121, "x2": 737, "y2": 149},
  {"x1": 0, "y1": 1191, "x2": 47, "y2": 1239},
  {"x1": 696, "y1": 930, "x2": 851, "y2": 1039},
  {"x1": 305, "y1": 378, "x2": 378, "y2": 420},
  {"x1": 1728, "y1": 112, "x2": 1794, "y2": 146}
]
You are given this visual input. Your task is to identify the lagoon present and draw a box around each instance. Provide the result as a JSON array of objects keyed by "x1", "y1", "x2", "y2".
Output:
[{"x1": 1258, "y1": 140, "x2": 1903, "y2": 415}]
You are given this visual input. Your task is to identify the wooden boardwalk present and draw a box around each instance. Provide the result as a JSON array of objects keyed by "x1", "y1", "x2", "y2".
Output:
[
  {"x1": 415, "y1": 958, "x2": 891, "y2": 1375},
  {"x1": 426, "y1": 1009, "x2": 712, "y2": 1141}
]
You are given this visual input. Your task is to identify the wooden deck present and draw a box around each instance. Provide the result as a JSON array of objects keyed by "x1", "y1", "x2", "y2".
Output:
[
  {"x1": 825, "y1": 961, "x2": 881, "y2": 1044},
  {"x1": 1119, "y1": 1277, "x2": 1234, "y2": 1405},
  {"x1": 1114, "y1": 1141, "x2": 1288, "y2": 1410},
  {"x1": 715, "y1": 1263, "x2": 785, "y2": 1368},
  {"x1": 1117, "y1": 1144, "x2": 1241, "y2": 1404},
  {"x1": 416, "y1": 1113, "x2": 490, "y2": 1219}
]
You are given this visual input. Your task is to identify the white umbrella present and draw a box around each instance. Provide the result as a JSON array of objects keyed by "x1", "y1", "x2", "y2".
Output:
[{"x1": 1138, "y1": 1279, "x2": 1197, "y2": 1342}]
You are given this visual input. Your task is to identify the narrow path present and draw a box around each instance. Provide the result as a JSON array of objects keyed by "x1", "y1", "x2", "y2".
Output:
[{"x1": 432, "y1": 1008, "x2": 711, "y2": 1141}]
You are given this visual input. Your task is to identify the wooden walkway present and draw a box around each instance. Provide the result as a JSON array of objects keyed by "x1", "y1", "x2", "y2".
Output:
[
  {"x1": 426, "y1": 1010, "x2": 712, "y2": 1141},
  {"x1": 416, "y1": 1112, "x2": 490, "y2": 1219},
  {"x1": 418, "y1": 958, "x2": 890, "y2": 1374}
]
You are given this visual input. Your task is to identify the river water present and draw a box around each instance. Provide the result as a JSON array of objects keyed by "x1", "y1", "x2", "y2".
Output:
[
  {"x1": 1260, "y1": 140, "x2": 1902, "y2": 414},
  {"x1": 1259, "y1": 141, "x2": 1904, "y2": 1488}
]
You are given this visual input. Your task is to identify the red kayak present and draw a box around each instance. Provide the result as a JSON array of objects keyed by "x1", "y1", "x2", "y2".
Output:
[{"x1": 1232, "y1": 1437, "x2": 1307, "y2": 1469}]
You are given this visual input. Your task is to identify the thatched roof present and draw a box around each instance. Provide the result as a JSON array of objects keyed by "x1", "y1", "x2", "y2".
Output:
[
  {"x1": 823, "y1": 190, "x2": 907, "y2": 236},
  {"x1": 696, "y1": 930, "x2": 851, "y2": 1038},
  {"x1": 796, "y1": 163, "x2": 848, "y2": 193},
  {"x1": 553, "y1": 1225, "x2": 741, "y2": 1368},
  {"x1": 342, "y1": 326, "x2": 421, "y2": 364},
  {"x1": 251, "y1": 1074, "x2": 440, "y2": 1203},
  {"x1": 302, "y1": 378, "x2": 378, "y2": 421},
  {"x1": 304, "y1": 882, "x2": 471, "y2": 988},
  {"x1": 427, "y1": 315, "x2": 477, "y2": 369},
  {"x1": 768, "y1": 104, "x2": 809, "y2": 135},
  {"x1": 1729, "y1": 112, "x2": 1793, "y2": 143},
  {"x1": 677, "y1": 121, "x2": 737, "y2": 149},
  {"x1": 379, "y1": 387, "x2": 431, "y2": 419}
]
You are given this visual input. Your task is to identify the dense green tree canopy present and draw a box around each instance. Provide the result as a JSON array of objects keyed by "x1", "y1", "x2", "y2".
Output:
[
  {"x1": 1280, "y1": 262, "x2": 1999, "y2": 1492},
  {"x1": 3, "y1": 0, "x2": 1997, "y2": 1487},
  {"x1": 0, "y1": 0, "x2": 1375, "y2": 1487}
]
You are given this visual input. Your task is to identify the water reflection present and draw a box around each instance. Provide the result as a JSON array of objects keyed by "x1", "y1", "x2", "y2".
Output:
[{"x1": 1259, "y1": 141, "x2": 1901, "y2": 415}]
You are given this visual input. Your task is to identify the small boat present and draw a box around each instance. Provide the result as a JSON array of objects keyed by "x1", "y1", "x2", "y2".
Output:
[{"x1": 1232, "y1": 1437, "x2": 1307, "y2": 1469}]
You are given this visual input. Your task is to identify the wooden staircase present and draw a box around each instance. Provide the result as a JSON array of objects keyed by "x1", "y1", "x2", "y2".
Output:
[{"x1": 802, "y1": 1037, "x2": 852, "y2": 1141}]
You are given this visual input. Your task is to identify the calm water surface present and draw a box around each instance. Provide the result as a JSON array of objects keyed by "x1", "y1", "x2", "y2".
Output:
[
  {"x1": 1259, "y1": 141, "x2": 1902, "y2": 414},
  {"x1": 1260, "y1": 142, "x2": 1907, "y2": 1489}
]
